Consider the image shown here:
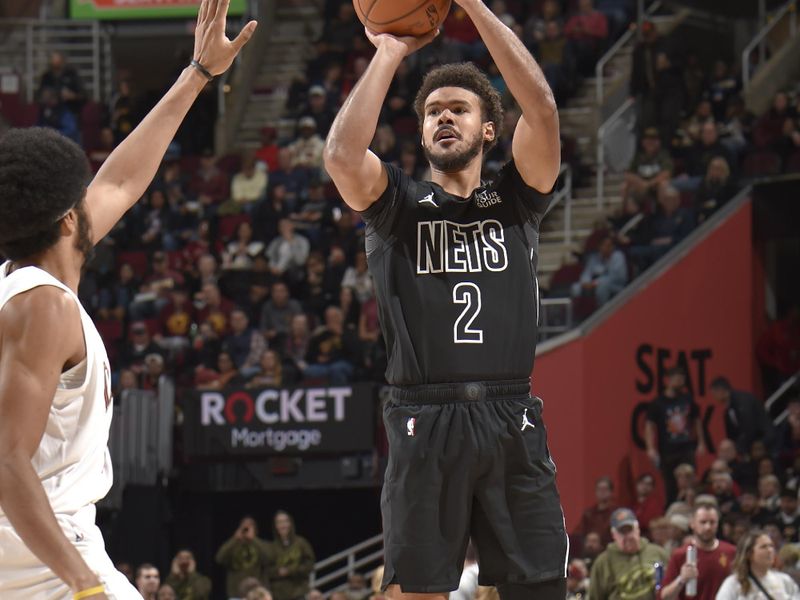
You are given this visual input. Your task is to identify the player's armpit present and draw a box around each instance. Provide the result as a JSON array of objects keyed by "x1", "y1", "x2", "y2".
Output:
[
  {"x1": 323, "y1": 148, "x2": 389, "y2": 212},
  {"x1": 511, "y1": 114, "x2": 561, "y2": 194},
  {"x1": 0, "y1": 286, "x2": 84, "y2": 459}
]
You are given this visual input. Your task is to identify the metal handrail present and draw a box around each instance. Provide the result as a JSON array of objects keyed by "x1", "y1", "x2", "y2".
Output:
[
  {"x1": 596, "y1": 97, "x2": 635, "y2": 207},
  {"x1": 766, "y1": 369, "x2": 800, "y2": 413},
  {"x1": 544, "y1": 164, "x2": 573, "y2": 245},
  {"x1": 310, "y1": 533, "x2": 383, "y2": 591},
  {"x1": 742, "y1": 0, "x2": 798, "y2": 94},
  {"x1": 594, "y1": 0, "x2": 662, "y2": 107}
]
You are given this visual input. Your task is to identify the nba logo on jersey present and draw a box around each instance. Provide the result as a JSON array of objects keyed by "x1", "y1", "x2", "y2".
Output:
[{"x1": 407, "y1": 417, "x2": 416, "y2": 437}]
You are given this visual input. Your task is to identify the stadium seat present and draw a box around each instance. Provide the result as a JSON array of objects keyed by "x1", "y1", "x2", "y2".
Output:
[
  {"x1": 785, "y1": 151, "x2": 800, "y2": 174},
  {"x1": 116, "y1": 251, "x2": 149, "y2": 279},
  {"x1": 217, "y1": 214, "x2": 250, "y2": 242},
  {"x1": 742, "y1": 150, "x2": 782, "y2": 177}
]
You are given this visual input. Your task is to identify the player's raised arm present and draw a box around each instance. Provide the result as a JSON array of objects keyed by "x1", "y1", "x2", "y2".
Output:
[
  {"x1": 86, "y1": 0, "x2": 257, "y2": 244},
  {"x1": 323, "y1": 29, "x2": 436, "y2": 212},
  {"x1": 0, "y1": 289, "x2": 104, "y2": 597},
  {"x1": 455, "y1": 0, "x2": 560, "y2": 193}
]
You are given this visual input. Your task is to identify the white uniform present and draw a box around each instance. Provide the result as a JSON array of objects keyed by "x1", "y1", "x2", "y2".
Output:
[{"x1": 0, "y1": 262, "x2": 141, "y2": 600}]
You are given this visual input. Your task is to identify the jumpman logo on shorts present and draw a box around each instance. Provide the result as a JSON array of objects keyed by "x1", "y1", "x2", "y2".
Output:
[{"x1": 521, "y1": 408, "x2": 535, "y2": 432}]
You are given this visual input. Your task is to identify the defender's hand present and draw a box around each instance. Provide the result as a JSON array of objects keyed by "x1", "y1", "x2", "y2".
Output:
[
  {"x1": 193, "y1": 0, "x2": 257, "y2": 76},
  {"x1": 365, "y1": 27, "x2": 438, "y2": 58}
]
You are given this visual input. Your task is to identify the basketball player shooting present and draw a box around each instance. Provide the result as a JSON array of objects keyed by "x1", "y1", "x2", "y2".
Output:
[
  {"x1": 0, "y1": 2, "x2": 255, "y2": 598},
  {"x1": 324, "y1": 1, "x2": 566, "y2": 599}
]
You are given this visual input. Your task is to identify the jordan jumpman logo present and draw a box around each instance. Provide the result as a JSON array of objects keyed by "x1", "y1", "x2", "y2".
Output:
[{"x1": 521, "y1": 408, "x2": 535, "y2": 431}]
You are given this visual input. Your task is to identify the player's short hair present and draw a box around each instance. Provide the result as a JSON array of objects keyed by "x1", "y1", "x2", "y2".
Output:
[
  {"x1": 414, "y1": 62, "x2": 504, "y2": 151},
  {"x1": 0, "y1": 128, "x2": 90, "y2": 260}
]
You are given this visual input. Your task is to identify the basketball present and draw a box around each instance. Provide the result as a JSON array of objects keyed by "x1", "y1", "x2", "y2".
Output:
[{"x1": 353, "y1": 0, "x2": 452, "y2": 37}]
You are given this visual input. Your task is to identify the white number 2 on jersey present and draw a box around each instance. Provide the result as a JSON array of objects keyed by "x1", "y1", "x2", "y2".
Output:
[{"x1": 453, "y1": 282, "x2": 483, "y2": 344}]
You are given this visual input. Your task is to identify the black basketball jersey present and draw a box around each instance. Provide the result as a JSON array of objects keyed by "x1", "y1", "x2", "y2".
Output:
[{"x1": 361, "y1": 160, "x2": 553, "y2": 385}]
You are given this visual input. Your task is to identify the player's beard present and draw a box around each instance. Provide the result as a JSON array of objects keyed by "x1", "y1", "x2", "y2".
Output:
[
  {"x1": 74, "y1": 201, "x2": 95, "y2": 270},
  {"x1": 424, "y1": 130, "x2": 484, "y2": 173}
]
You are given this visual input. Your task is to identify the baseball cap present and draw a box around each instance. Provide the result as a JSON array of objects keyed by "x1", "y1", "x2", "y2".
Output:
[
  {"x1": 610, "y1": 508, "x2": 638, "y2": 530},
  {"x1": 298, "y1": 116, "x2": 317, "y2": 129},
  {"x1": 309, "y1": 85, "x2": 326, "y2": 97},
  {"x1": 643, "y1": 127, "x2": 660, "y2": 139}
]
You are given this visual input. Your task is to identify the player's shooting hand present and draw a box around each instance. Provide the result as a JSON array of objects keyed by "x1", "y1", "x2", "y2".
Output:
[
  {"x1": 193, "y1": 0, "x2": 257, "y2": 76},
  {"x1": 365, "y1": 27, "x2": 439, "y2": 58}
]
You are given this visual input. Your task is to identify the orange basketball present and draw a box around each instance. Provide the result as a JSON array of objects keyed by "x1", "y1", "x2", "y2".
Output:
[{"x1": 353, "y1": 0, "x2": 452, "y2": 37}]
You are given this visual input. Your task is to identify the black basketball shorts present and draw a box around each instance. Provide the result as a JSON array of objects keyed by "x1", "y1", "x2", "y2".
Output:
[{"x1": 380, "y1": 379, "x2": 568, "y2": 594}]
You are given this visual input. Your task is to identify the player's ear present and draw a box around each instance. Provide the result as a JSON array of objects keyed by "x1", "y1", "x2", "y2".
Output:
[
  {"x1": 59, "y1": 209, "x2": 77, "y2": 237},
  {"x1": 483, "y1": 122, "x2": 496, "y2": 144}
]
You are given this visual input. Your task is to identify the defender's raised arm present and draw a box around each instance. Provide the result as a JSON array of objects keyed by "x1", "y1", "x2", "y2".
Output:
[{"x1": 86, "y1": 0, "x2": 256, "y2": 244}]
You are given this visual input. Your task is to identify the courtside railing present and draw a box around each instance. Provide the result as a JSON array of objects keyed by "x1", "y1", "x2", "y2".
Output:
[{"x1": 310, "y1": 534, "x2": 384, "y2": 593}]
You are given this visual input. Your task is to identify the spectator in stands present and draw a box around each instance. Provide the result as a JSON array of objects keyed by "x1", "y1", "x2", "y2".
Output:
[
  {"x1": 190, "y1": 150, "x2": 230, "y2": 210},
  {"x1": 97, "y1": 262, "x2": 139, "y2": 322},
  {"x1": 589, "y1": 508, "x2": 669, "y2": 600},
  {"x1": 694, "y1": 156, "x2": 738, "y2": 223},
  {"x1": 253, "y1": 183, "x2": 292, "y2": 243},
  {"x1": 630, "y1": 21, "x2": 667, "y2": 133},
  {"x1": 156, "y1": 285, "x2": 194, "y2": 355},
  {"x1": 38, "y1": 51, "x2": 85, "y2": 118},
  {"x1": 536, "y1": 20, "x2": 576, "y2": 104},
  {"x1": 645, "y1": 366, "x2": 705, "y2": 504},
  {"x1": 652, "y1": 51, "x2": 685, "y2": 143},
  {"x1": 316, "y1": 2, "x2": 361, "y2": 62},
  {"x1": 571, "y1": 235, "x2": 628, "y2": 307},
  {"x1": 756, "y1": 306, "x2": 800, "y2": 396},
  {"x1": 223, "y1": 308, "x2": 266, "y2": 378},
  {"x1": 304, "y1": 305, "x2": 358, "y2": 384},
  {"x1": 37, "y1": 86, "x2": 80, "y2": 142},
  {"x1": 674, "y1": 463, "x2": 697, "y2": 505},
  {"x1": 777, "y1": 484, "x2": 800, "y2": 543},
  {"x1": 575, "y1": 476, "x2": 618, "y2": 546},
  {"x1": 260, "y1": 281, "x2": 303, "y2": 346},
  {"x1": 522, "y1": 0, "x2": 563, "y2": 50},
  {"x1": 191, "y1": 280, "x2": 230, "y2": 332},
  {"x1": 266, "y1": 219, "x2": 310, "y2": 281},
  {"x1": 633, "y1": 472, "x2": 662, "y2": 534},
  {"x1": 759, "y1": 474, "x2": 782, "y2": 517},
  {"x1": 289, "y1": 116, "x2": 325, "y2": 173},
  {"x1": 306, "y1": 590, "x2": 324, "y2": 600},
  {"x1": 754, "y1": 92, "x2": 796, "y2": 150},
  {"x1": 629, "y1": 185, "x2": 695, "y2": 272},
  {"x1": 136, "y1": 563, "x2": 161, "y2": 600},
  {"x1": 299, "y1": 85, "x2": 337, "y2": 137},
  {"x1": 290, "y1": 180, "x2": 331, "y2": 240},
  {"x1": 717, "y1": 438, "x2": 756, "y2": 489},
  {"x1": 110, "y1": 79, "x2": 136, "y2": 143},
  {"x1": 676, "y1": 121, "x2": 735, "y2": 193},
  {"x1": 237, "y1": 577, "x2": 264, "y2": 599},
  {"x1": 120, "y1": 321, "x2": 163, "y2": 374},
  {"x1": 88, "y1": 127, "x2": 116, "y2": 172},
  {"x1": 716, "y1": 530, "x2": 800, "y2": 600},
  {"x1": 777, "y1": 398, "x2": 800, "y2": 470},
  {"x1": 165, "y1": 549, "x2": 212, "y2": 600},
  {"x1": 195, "y1": 350, "x2": 242, "y2": 390},
  {"x1": 341, "y1": 250, "x2": 373, "y2": 304},
  {"x1": 247, "y1": 587, "x2": 273, "y2": 600},
  {"x1": 622, "y1": 128, "x2": 673, "y2": 209},
  {"x1": 707, "y1": 60, "x2": 740, "y2": 123},
  {"x1": 660, "y1": 501, "x2": 736, "y2": 600},
  {"x1": 222, "y1": 221, "x2": 265, "y2": 271},
  {"x1": 157, "y1": 584, "x2": 177, "y2": 600},
  {"x1": 255, "y1": 126, "x2": 280, "y2": 172},
  {"x1": 215, "y1": 516, "x2": 270, "y2": 600},
  {"x1": 719, "y1": 96, "x2": 754, "y2": 160},
  {"x1": 231, "y1": 152, "x2": 268, "y2": 212},
  {"x1": 141, "y1": 353, "x2": 165, "y2": 391},
  {"x1": 284, "y1": 313, "x2": 312, "y2": 375},
  {"x1": 564, "y1": 0, "x2": 609, "y2": 76},
  {"x1": 266, "y1": 511, "x2": 315, "y2": 600},
  {"x1": 246, "y1": 349, "x2": 284, "y2": 388},
  {"x1": 580, "y1": 531, "x2": 604, "y2": 570},
  {"x1": 566, "y1": 559, "x2": 590, "y2": 600},
  {"x1": 710, "y1": 376, "x2": 775, "y2": 456},
  {"x1": 344, "y1": 572, "x2": 371, "y2": 600},
  {"x1": 271, "y1": 148, "x2": 307, "y2": 206}
]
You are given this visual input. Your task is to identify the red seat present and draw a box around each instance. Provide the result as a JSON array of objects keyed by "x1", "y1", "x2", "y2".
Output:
[
  {"x1": 116, "y1": 251, "x2": 149, "y2": 279},
  {"x1": 548, "y1": 263, "x2": 583, "y2": 290},
  {"x1": 742, "y1": 150, "x2": 782, "y2": 177},
  {"x1": 218, "y1": 214, "x2": 250, "y2": 242}
]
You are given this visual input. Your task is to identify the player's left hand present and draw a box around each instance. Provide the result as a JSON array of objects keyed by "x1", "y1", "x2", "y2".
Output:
[{"x1": 193, "y1": 0, "x2": 257, "y2": 77}]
